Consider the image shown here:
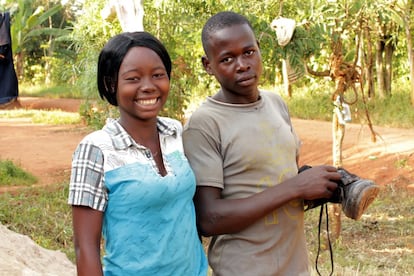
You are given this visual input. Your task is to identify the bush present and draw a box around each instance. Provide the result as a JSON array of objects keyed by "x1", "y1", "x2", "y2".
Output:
[{"x1": 0, "y1": 159, "x2": 37, "y2": 186}]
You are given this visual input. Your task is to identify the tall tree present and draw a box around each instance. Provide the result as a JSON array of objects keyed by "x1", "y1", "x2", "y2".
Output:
[
  {"x1": 385, "y1": 0, "x2": 414, "y2": 105},
  {"x1": 7, "y1": 0, "x2": 69, "y2": 81}
]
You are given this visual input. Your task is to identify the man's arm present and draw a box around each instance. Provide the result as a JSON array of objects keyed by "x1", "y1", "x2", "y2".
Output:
[{"x1": 194, "y1": 165, "x2": 340, "y2": 236}]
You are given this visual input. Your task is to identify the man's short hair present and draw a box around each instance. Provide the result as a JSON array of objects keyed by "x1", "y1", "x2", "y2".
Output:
[{"x1": 201, "y1": 11, "x2": 254, "y2": 55}]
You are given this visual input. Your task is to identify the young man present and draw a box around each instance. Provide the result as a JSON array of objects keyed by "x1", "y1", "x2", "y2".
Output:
[{"x1": 183, "y1": 11, "x2": 378, "y2": 275}]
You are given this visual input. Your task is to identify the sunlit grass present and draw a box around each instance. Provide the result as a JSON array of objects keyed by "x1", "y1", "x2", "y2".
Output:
[
  {"x1": 0, "y1": 109, "x2": 81, "y2": 125},
  {"x1": 305, "y1": 184, "x2": 414, "y2": 275},
  {"x1": 19, "y1": 83, "x2": 82, "y2": 99}
]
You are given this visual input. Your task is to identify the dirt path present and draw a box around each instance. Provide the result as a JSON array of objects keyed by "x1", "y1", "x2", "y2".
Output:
[
  {"x1": 1, "y1": 97, "x2": 413, "y2": 193},
  {"x1": 0, "y1": 98, "x2": 88, "y2": 193},
  {"x1": 0, "y1": 119, "x2": 89, "y2": 191},
  {"x1": 294, "y1": 119, "x2": 414, "y2": 188}
]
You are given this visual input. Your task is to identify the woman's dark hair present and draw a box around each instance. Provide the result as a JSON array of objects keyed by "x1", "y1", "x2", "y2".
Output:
[{"x1": 97, "y1": 32, "x2": 172, "y2": 106}]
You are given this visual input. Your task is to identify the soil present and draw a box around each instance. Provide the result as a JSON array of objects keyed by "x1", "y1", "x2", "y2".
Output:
[
  {"x1": 1, "y1": 97, "x2": 413, "y2": 193},
  {"x1": 0, "y1": 98, "x2": 90, "y2": 193}
]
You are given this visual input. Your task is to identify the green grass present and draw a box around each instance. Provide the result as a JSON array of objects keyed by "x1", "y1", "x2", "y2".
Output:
[
  {"x1": 0, "y1": 159, "x2": 37, "y2": 186},
  {"x1": 19, "y1": 83, "x2": 83, "y2": 99},
  {"x1": 0, "y1": 109, "x2": 81, "y2": 125},
  {"x1": 0, "y1": 182, "x2": 75, "y2": 262},
  {"x1": 305, "y1": 184, "x2": 414, "y2": 275}
]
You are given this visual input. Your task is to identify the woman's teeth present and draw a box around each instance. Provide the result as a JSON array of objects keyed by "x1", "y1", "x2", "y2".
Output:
[{"x1": 138, "y1": 98, "x2": 157, "y2": 105}]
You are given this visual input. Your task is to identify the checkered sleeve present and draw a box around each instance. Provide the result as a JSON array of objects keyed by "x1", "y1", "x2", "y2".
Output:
[{"x1": 68, "y1": 141, "x2": 107, "y2": 212}]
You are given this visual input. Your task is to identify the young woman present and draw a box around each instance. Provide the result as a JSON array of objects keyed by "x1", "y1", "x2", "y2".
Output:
[{"x1": 68, "y1": 32, "x2": 207, "y2": 276}]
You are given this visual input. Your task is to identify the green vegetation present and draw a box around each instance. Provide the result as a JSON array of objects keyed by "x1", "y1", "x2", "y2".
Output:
[
  {"x1": 0, "y1": 159, "x2": 37, "y2": 186},
  {"x1": 0, "y1": 183, "x2": 74, "y2": 261},
  {"x1": 2, "y1": 0, "x2": 413, "y2": 125},
  {"x1": 305, "y1": 184, "x2": 414, "y2": 275},
  {"x1": 19, "y1": 84, "x2": 83, "y2": 99},
  {"x1": 280, "y1": 79, "x2": 414, "y2": 129}
]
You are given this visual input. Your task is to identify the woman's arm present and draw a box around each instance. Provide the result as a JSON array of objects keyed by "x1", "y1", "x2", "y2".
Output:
[{"x1": 72, "y1": 206, "x2": 104, "y2": 276}]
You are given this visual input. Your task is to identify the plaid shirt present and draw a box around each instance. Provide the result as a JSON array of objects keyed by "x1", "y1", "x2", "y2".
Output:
[{"x1": 68, "y1": 117, "x2": 179, "y2": 211}]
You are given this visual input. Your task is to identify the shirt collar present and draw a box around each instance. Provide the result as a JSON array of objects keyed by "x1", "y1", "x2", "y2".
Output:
[{"x1": 103, "y1": 118, "x2": 178, "y2": 150}]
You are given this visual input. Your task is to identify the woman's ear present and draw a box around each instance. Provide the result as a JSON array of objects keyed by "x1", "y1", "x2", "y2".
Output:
[{"x1": 201, "y1": 56, "x2": 213, "y2": 75}]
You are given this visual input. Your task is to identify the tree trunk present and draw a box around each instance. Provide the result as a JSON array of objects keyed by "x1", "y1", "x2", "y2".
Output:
[
  {"x1": 45, "y1": 16, "x2": 53, "y2": 85},
  {"x1": 363, "y1": 26, "x2": 375, "y2": 98},
  {"x1": 15, "y1": 52, "x2": 24, "y2": 81},
  {"x1": 384, "y1": 35, "x2": 394, "y2": 95},
  {"x1": 281, "y1": 59, "x2": 292, "y2": 97},
  {"x1": 330, "y1": 108, "x2": 345, "y2": 240},
  {"x1": 375, "y1": 36, "x2": 386, "y2": 98},
  {"x1": 405, "y1": 9, "x2": 414, "y2": 106}
]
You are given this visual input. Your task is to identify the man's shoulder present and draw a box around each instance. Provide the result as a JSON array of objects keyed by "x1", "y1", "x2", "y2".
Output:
[
  {"x1": 184, "y1": 100, "x2": 224, "y2": 132},
  {"x1": 187, "y1": 100, "x2": 217, "y2": 119},
  {"x1": 260, "y1": 90, "x2": 284, "y2": 102},
  {"x1": 260, "y1": 90, "x2": 289, "y2": 108}
]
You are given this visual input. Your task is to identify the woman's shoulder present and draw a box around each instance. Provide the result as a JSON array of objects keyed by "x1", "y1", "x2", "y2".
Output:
[
  {"x1": 158, "y1": 116, "x2": 181, "y2": 126},
  {"x1": 78, "y1": 129, "x2": 111, "y2": 147},
  {"x1": 158, "y1": 116, "x2": 183, "y2": 134}
]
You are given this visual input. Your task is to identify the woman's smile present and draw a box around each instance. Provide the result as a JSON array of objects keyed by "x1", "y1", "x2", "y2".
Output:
[{"x1": 136, "y1": 97, "x2": 159, "y2": 106}]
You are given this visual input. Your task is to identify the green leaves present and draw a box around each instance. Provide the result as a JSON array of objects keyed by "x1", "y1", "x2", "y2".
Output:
[{"x1": 10, "y1": 1, "x2": 63, "y2": 53}]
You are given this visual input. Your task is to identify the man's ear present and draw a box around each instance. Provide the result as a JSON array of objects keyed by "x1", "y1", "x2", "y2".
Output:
[{"x1": 201, "y1": 56, "x2": 213, "y2": 75}]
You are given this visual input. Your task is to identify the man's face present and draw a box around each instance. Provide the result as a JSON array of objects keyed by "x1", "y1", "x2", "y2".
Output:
[{"x1": 202, "y1": 23, "x2": 263, "y2": 103}]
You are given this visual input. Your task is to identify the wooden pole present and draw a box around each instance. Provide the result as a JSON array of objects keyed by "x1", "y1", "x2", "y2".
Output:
[{"x1": 330, "y1": 96, "x2": 347, "y2": 240}]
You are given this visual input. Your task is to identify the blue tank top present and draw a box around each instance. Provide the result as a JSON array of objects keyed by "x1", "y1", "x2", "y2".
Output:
[{"x1": 102, "y1": 150, "x2": 207, "y2": 275}]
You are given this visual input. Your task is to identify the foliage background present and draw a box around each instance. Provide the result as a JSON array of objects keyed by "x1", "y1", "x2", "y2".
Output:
[{"x1": 1, "y1": 0, "x2": 413, "y2": 128}]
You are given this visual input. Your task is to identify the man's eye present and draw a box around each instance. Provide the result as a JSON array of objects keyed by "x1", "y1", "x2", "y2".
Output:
[
  {"x1": 245, "y1": 50, "x2": 254, "y2": 56},
  {"x1": 221, "y1": 57, "x2": 233, "y2": 63}
]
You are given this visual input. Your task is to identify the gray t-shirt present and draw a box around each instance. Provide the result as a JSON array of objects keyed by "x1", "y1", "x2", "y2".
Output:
[{"x1": 183, "y1": 91, "x2": 309, "y2": 276}]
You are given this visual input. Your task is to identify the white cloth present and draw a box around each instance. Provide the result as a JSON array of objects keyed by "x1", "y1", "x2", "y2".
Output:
[{"x1": 271, "y1": 17, "x2": 296, "y2": 47}]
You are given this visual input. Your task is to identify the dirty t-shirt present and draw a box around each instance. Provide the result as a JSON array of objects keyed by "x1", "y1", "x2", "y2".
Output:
[{"x1": 183, "y1": 91, "x2": 309, "y2": 276}]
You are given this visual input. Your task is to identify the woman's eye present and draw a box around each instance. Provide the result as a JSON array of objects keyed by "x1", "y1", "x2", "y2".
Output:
[{"x1": 126, "y1": 77, "x2": 140, "y2": 81}]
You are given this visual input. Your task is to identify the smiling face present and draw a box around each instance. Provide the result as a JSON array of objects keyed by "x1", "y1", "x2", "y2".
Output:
[
  {"x1": 202, "y1": 23, "x2": 263, "y2": 104},
  {"x1": 116, "y1": 46, "x2": 170, "y2": 123}
]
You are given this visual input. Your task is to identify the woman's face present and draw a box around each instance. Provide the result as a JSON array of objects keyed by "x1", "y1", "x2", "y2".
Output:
[{"x1": 116, "y1": 46, "x2": 170, "y2": 122}]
